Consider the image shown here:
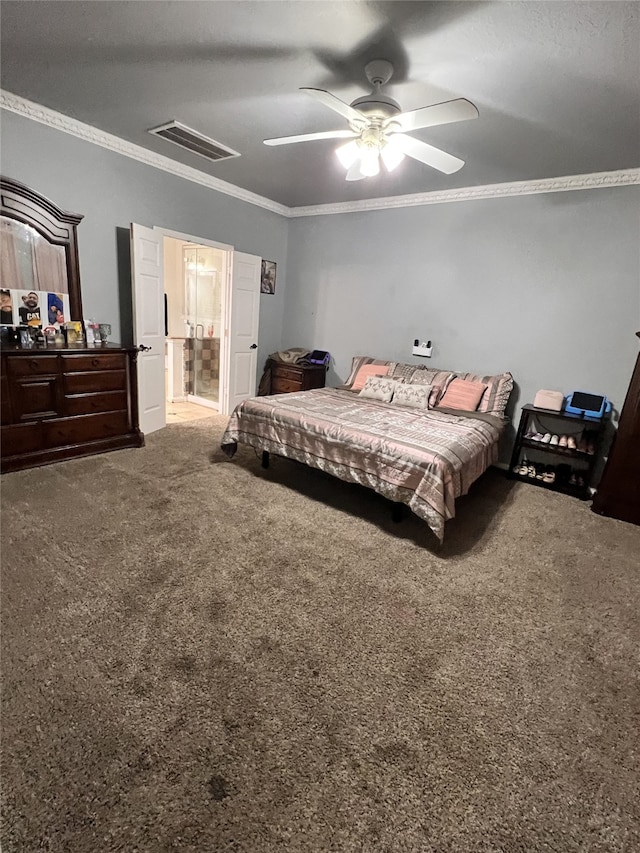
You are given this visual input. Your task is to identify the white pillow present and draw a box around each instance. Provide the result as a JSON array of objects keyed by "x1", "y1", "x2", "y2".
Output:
[
  {"x1": 392, "y1": 383, "x2": 432, "y2": 410},
  {"x1": 358, "y1": 375, "x2": 398, "y2": 402}
]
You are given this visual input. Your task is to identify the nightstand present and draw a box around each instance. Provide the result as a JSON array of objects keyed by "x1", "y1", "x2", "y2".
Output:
[
  {"x1": 508, "y1": 404, "x2": 608, "y2": 499},
  {"x1": 269, "y1": 361, "x2": 326, "y2": 394}
]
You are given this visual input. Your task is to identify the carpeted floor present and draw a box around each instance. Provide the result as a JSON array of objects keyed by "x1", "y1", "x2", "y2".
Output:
[{"x1": 2, "y1": 414, "x2": 639, "y2": 853}]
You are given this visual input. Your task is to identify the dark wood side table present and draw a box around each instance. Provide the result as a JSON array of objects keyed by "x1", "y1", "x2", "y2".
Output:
[
  {"x1": 269, "y1": 361, "x2": 326, "y2": 394},
  {"x1": 508, "y1": 403, "x2": 608, "y2": 499}
]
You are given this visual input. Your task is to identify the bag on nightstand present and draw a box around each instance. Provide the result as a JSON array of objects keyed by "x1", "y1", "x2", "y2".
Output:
[{"x1": 533, "y1": 389, "x2": 564, "y2": 412}]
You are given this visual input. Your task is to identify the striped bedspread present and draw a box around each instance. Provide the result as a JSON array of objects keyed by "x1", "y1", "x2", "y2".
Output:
[{"x1": 221, "y1": 388, "x2": 503, "y2": 541}]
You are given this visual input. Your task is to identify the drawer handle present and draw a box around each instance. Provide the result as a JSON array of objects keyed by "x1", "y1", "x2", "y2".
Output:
[
  {"x1": 29, "y1": 360, "x2": 39, "y2": 371},
  {"x1": 91, "y1": 358, "x2": 99, "y2": 367}
]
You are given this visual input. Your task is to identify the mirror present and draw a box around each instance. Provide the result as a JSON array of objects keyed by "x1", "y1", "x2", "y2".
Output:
[{"x1": 0, "y1": 176, "x2": 83, "y2": 327}]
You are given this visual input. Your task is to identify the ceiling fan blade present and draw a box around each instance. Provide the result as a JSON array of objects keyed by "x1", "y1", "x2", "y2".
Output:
[
  {"x1": 264, "y1": 129, "x2": 357, "y2": 146},
  {"x1": 390, "y1": 133, "x2": 465, "y2": 174},
  {"x1": 301, "y1": 87, "x2": 368, "y2": 126},
  {"x1": 345, "y1": 162, "x2": 367, "y2": 181},
  {"x1": 389, "y1": 98, "x2": 478, "y2": 132}
]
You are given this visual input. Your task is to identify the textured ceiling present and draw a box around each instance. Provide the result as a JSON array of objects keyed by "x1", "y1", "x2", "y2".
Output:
[{"x1": 1, "y1": 1, "x2": 638, "y2": 208}]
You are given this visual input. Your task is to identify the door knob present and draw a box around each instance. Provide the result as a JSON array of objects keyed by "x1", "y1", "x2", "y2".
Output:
[
  {"x1": 138, "y1": 344, "x2": 152, "y2": 352},
  {"x1": 250, "y1": 343, "x2": 257, "y2": 349}
]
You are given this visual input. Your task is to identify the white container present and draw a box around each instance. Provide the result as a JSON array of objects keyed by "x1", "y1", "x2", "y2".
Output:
[{"x1": 533, "y1": 389, "x2": 564, "y2": 412}]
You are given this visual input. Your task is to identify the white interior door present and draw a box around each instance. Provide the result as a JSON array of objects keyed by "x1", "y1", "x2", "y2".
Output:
[
  {"x1": 222, "y1": 251, "x2": 261, "y2": 414},
  {"x1": 131, "y1": 223, "x2": 165, "y2": 434}
]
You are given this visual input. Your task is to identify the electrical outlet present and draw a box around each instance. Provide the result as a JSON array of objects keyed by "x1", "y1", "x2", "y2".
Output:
[{"x1": 412, "y1": 340, "x2": 433, "y2": 358}]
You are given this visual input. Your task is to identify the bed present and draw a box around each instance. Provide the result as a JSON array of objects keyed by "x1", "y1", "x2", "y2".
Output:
[{"x1": 221, "y1": 358, "x2": 513, "y2": 542}]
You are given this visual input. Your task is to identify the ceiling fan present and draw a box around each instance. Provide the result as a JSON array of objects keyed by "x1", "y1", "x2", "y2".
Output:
[{"x1": 264, "y1": 60, "x2": 478, "y2": 181}]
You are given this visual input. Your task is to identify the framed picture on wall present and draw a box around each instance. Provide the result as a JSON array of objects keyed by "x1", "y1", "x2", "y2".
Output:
[{"x1": 261, "y1": 260, "x2": 276, "y2": 294}]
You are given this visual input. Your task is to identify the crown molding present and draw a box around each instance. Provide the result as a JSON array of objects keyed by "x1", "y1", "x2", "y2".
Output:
[
  {"x1": 2, "y1": 90, "x2": 638, "y2": 220},
  {"x1": 289, "y1": 168, "x2": 640, "y2": 217},
  {"x1": 0, "y1": 90, "x2": 289, "y2": 217}
]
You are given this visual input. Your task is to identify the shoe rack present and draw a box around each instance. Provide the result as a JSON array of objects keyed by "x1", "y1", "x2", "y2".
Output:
[{"x1": 508, "y1": 403, "x2": 609, "y2": 499}]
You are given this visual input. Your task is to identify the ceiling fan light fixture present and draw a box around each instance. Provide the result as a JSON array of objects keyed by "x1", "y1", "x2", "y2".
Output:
[
  {"x1": 283, "y1": 60, "x2": 478, "y2": 182},
  {"x1": 359, "y1": 145, "x2": 380, "y2": 177},
  {"x1": 335, "y1": 139, "x2": 360, "y2": 169},
  {"x1": 380, "y1": 137, "x2": 405, "y2": 172}
]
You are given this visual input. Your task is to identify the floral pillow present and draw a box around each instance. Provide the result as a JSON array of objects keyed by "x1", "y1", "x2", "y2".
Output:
[
  {"x1": 410, "y1": 369, "x2": 455, "y2": 389},
  {"x1": 409, "y1": 369, "x2": 455, "y2": 407},
  {"x1": 389, "y1": 362, "x2": 424, "y2": 383},
  {"x1": 358, "y1": 375, "x2": 398, "y2": 402},
  {"x1": 392, "y1": 383, "x2": 432, "y2": 410}
]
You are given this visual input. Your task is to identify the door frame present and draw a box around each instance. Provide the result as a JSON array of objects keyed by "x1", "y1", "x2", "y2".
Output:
[{"x1": 155, "y1": 227, "x2": 233, "y2": 413}]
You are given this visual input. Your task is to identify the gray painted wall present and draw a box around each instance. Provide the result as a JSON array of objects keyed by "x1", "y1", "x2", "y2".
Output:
[
  {"x1": 285, "y1": 188, "x2": 640, "y2": 457},
  {"x1": 0, "y1": 110, "x2": 288, "y2": 370},
  {"x1": 2, "y1": 108, "x2": 639, "y2": 464}
]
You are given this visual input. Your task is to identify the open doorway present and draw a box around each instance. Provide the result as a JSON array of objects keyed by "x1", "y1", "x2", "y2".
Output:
[
  {"x1": 131, "y1": 223, "x2": 261, "y2": 434},
  {"x1": 163, "y1": 234, "x2": 231, "y2": 423}
]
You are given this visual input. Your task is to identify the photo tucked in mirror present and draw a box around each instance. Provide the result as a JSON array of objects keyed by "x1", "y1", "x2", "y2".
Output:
[{"x1": 0, "y1": 289, "x2": 13, "y2": 325}]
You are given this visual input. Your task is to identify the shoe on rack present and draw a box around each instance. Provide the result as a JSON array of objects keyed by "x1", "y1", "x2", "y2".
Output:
[
  {"x1": 541, "y1": 433, "x2": 552, "y2": 444},
  {"x1": 543, "y1": 467, "x2": 556, "y2": 484},
  {"x1": 550, "y1": 434, "x2": 559, "y2": 446},
  {"x1": 567, "y1": 436, "x2": 577, "y2": 450},
  {"x1": 558, "y1": 435, "x2": 568, "y2": 447}
]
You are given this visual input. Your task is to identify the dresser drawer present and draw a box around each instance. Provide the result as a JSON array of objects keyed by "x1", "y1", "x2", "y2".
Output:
[
  {"x1": 269, "y1": 361, "x2": 326, "y2": 394},
  {"x1": 8, "y1": 355, "x2": 58, "y2": 377},
  {"x1": 272, "y1": 364, "x2": 303, "y2": 382},
  {"x1": 1, "y1": 422, "x2": 43, "y2": 455},
  {"x1": 1, "y1": 375, "x2": 13, "y2": 425},
  {"x1": 62, "y1": 352, "x2": 127, "y2": 372},
  {"x1": 12, "y1": 377, "x2": 61, "y2": 420},
  {"x1": 43, "y1": 411, "x2": 131, "y2": 448},
  {"x1": 64, "y1": 390, "x2": 128, "y2": 416},
  {"x1": 271, "y1": 377, "x2": 301, "y2": 394},
  {"x1": 64, "y1": 370, "x2": 126, "y2": 395}
]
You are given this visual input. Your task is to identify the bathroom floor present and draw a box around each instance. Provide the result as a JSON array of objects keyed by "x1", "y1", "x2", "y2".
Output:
[{"x1": 166, "y1": 401, "x2": 216, "y2": 424}]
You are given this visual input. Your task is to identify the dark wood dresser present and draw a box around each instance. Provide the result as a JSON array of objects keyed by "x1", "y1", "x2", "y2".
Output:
[
  {"x1": 269, "y1": 361, "x2": 326, "y2": 394},
  {"x1": 1, "y1": 344, "x2": 144, "y2": 473},
  {"x1": 591, "y1": 332, "x2": 640, "y2": 525}
]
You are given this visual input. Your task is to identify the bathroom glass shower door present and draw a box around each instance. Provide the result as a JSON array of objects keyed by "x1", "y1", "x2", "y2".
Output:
[{"x1": 184, "y1": 245, "x2": 222, "y2": 406}]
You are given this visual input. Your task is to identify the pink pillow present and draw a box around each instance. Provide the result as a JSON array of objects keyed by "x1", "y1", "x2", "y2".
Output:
[
  {"x1": 351, "y1": 363, "x2": 390, "y2": 391},
  {"x1": 437, "y1": 378, "x2": 488, "y2": 411}
]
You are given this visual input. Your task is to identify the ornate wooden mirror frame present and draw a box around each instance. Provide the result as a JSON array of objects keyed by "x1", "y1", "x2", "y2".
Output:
[{"x1": 1, "y1": 176, "x2": 84, "y2": 323}]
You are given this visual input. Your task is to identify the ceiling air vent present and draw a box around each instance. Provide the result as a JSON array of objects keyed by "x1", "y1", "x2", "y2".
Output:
[{"x1": 149, "y1": 121, "x2": 240, "y2": 162}]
